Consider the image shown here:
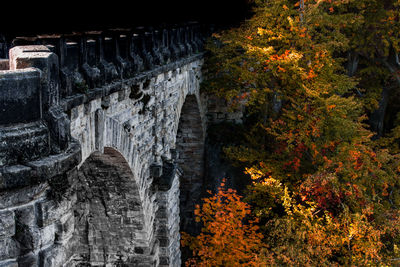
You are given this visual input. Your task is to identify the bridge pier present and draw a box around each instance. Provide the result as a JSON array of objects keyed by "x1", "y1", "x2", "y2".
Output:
[{"x1": 175, "y1": 95, "x2": 205, "y2": 236}]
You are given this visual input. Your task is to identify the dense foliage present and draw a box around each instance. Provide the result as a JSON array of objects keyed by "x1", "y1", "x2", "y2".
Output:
[
  {"x1": 182, "y1": 0, "x2": 400, "y2": 265},
  {"x1": 181, "y1": 180, "x2": 268, "y2": 266}
]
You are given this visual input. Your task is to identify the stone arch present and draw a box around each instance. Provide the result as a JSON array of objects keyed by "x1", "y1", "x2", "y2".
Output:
[
  {"x1": 70, "y1": 94, "x2": 153, "y2": 213},
  {"x1": 175, "y1": 94, "x2": 205, "y2": 235},
  {"x1": 73, "y1": 147, "x2": 154, "y2": 266}
]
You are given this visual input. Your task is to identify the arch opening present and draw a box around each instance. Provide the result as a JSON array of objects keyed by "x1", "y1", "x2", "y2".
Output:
[
  {"x1": 175, "y1": 94, "x2": 205, "y2": 235},
  {"x1": 73, "y1": 147, "x2": 153, "y2": 266}
]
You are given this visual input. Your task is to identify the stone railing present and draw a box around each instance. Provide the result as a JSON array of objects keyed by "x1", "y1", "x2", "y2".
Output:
[
  {"x1": 0, "y1": 23, "x2": 206, "y2": 189},
  {"x1": 1, "y1": 23, "x2": 206, "y2": 114}
]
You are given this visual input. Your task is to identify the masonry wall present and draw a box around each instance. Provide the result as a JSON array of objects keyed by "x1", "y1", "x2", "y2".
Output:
[
  {"x1": 69, "y1": 59, "x2": 204, "y2": 266},
  {"x1": 74, "y1": 148, "x2": 152, "y2": 266}
]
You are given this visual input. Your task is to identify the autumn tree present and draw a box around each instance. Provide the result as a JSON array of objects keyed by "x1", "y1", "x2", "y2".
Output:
[
  {"x1": 181, "y1": 180, "x2": 271, "y2": 266},
  {"x1": 192, "y1": 0, "x2": 400, "y2": 265}
]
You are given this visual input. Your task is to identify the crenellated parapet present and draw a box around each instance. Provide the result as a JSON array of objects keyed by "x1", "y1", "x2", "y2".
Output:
[
  {"x1": 0, "y1": 22, "x2": 206, "y2": 167},
  {"x1": 0, "y1": 45, "x2": 77, "y2": 190},
  {"x1": 3, "y1": 24, "x2": 205, "y2": 97}
]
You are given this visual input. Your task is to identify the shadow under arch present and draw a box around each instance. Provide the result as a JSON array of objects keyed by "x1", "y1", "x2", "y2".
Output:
[
  {"x1": 175, "y1": 94, "x2": 205, "y2": 235},
  {"x1": 73, "y1": 147, "x2": 154, "y2": 266}
]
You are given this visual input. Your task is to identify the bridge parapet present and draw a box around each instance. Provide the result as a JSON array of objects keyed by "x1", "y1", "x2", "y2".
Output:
[
  {"x1": 3, "y1": 24, "x2": 205, "y2": 96},
  {"x1": 0, "y1": 23, "x2": 205, "y2": 188}
]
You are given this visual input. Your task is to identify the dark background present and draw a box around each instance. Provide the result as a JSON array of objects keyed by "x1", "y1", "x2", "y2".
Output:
[{"x1": 1, "y1": 0, "x2": 252, "y2": 36}]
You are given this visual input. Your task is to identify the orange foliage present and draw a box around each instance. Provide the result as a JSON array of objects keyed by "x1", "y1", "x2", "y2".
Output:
[{"x1": 181, "y1": 180, "x2": 270, "y2": 266}]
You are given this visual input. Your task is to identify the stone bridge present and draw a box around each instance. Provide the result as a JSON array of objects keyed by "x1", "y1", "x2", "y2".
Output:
[{"x1": 0, "y1": 25, "x2": 210, "y2": 266}]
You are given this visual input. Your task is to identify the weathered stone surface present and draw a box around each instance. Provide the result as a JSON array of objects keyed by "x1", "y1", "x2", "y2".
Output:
[
  {"x1": 40, "y1": 245, "x2": 66, "y2": 267},
  {"x1": 0, "y1": 121, "x2": 50, "y2": 167},
  {"x1": 0, "y1": 165, "x2": 33, "y2": 190},
  {"x1": 15, "y1": 205, "x2": 36, "y2": 226},
  {"x1": 74, "y1": 148, "x2": 149, "y2": 266},
  {"x1": 14, "y1": 205, "x2": 41, "y2": 253},
  {"x1": 9, "y1": 46, "x2": 50, "y2": 70},
  {"x1": 36, "y1": 197, "x2": 75, "y2": 227},
  {"x1": 18, "y1": 252, "x2": 39, "y2": 267},
  {"x1": 15, "y1": 223, "x2": 41, "y2": 253},
  {"x1": 0, "y1": 183, "x2": 47, "y2": 210},
  {"x1": 9, "y1": 45, "x2": 60, "y2": 109},
  {"x1": 45, "y1": 106, "x2": 71, "y2": 153},
  {"x1": 0, "y1": 30, "x2": 205, "y2": 266},
  {"x1": 26, "y1": 142, "x2": 81, "y2": 183},
  {"x1": 40, "y1": 224, "x2": 56, "y2": 248},
  {"x1": 54, "y1": 211, "x2": 74, "y2": 244},
  {"x1": 0, "y1": 68, "x2": 41, "y2": 124},
  {"x1": 206, "y1": 95, "x2": 244, "y2": 124},
  {"x1": 0, "y1": 260, "x2": 18, "y2": 267},
  {"x1": 0, "y1": 238, "x2": 19, "y2": 260},
  {"x1": 0, "y1": 59, "x2": 9, "y2": 70},
  {"x1": 0, "y1": 211, "x2": 14, "y2": 238},
  {"x1": 176, "y1": 94, "x2": 204, "y2": 235}
]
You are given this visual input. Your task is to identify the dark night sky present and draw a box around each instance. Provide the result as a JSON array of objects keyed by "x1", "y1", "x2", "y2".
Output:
[{"x1": 1, "y1": 0, "x2": 251, "y2": 36}]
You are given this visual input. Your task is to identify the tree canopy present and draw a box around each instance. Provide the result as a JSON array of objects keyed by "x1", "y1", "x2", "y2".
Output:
[{"x1": 182, "y1": 0, "x2": 400, "y2": 265}]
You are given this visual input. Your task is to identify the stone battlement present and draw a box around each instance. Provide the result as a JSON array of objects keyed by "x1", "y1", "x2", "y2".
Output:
[{"x1": 0, "y1": 24, "x2": 205, "y2": 124}]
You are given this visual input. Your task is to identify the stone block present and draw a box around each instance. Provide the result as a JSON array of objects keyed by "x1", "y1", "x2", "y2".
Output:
[
  {"x1": 150, "y1": 163, "x2": 162, "y2": 178},
  {"x1": 9, "y1": 45, "x2": 60, "y2": 109},
  {"x1": 45, "y1": 106, "x2": 71, "y2": 152},
  {"x1": 0, "y1": 260, "x2": 18, "y2": 267},
  {"x1": 0, "y1": 183, "x2": 47, "y2": 210},
  {"x1": 26, "y1": 144, "x2": 81, "y2": 183},
  {"x1": 0, "y1": 238, "x2": 19, "y2": 260},
  {"x1": 158, "y1": 237, "x2": 169, "y2": 248},
  {"x1": 0, "y1": 211, "x2": 14, "y2": 237},
  {"x1": 0, "y1": 165, "x2": 34, "y2": 190},
  {"x1": 36, "y1": 198, "x2": 72, "y2": 227},
  {"x1": 14, "y1": 223, "x2": 41, "y2": 253},
  {"x1": 0, "y1": 121, "x2": 50, "y2": 167},
  {"x1": 159, "y1": 256, "x2": 169, "y2": 265},
  {"x1": 0, "y1": 68, "x2": 41, "y2": 124},
  {"x1": 39, "y1": 244, "x2": 66, "y2": 267},
  {"x1": 9, "y1": 46, "x2": 49, "y2": 70},
  {"x1": 0, "y1": 59, "x2": 9, "y2": 70},
  {"x1": 14, "y1": 204, "x2": 36, "y2": 226},
  {"x1": 39, "y1": 224, "x2": 55, "y2": 247},
  {"x1": 17, "y1": 252, "x2": 38, "y2": 267},
  {"x1": 55, "y1": 211, "x2": 74, "y2": 243},
  {"x1": 15, "y1": 213, "x2": 55, "y2": 252}
]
